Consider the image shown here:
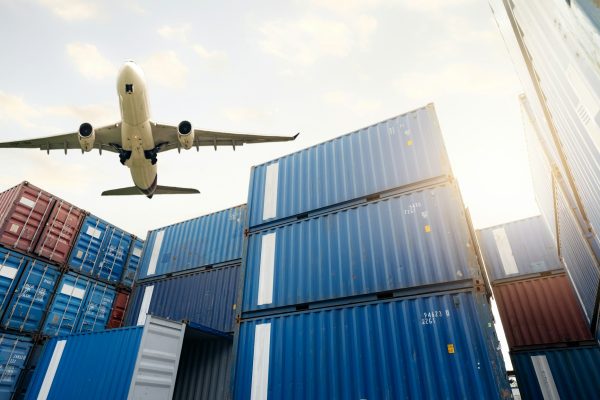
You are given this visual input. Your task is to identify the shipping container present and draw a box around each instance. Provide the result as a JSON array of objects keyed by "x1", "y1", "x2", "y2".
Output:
[
  {"x1": 75, "y1": 280, "x2": 115, "y2": 333},
  {"x1": 234, "y1": 290, "x2": 510, "y2": 400},
  {"x1": 511, "y1": 346, "x2": 600, "y2": 400},
  {"x1": 500, "y1": 0, "x2": 600, "y2": 263},
  {"x1": 121, "y1": 238, "x2": 143, "y2": 287},
  {"x1": 555, "y1": 173, "x2": 600, "y2": 335},
  {"x1": 242, "y1": 182, "x2": 482, "y2": 315},
  {"x1": 172, "y1": 333, "x2": 233, "y2": 400},
  {"x1": 68, "y1": 215, "x2": 133, "y2": 283},
  {"x1": 246, "y1": 104, "x2": 452, "y2": 230},
  {"x1": 33, "y1": 199, "x2": 85, "y2": 265},
  {"x1": 1, "y1": 260, "x2": 61, "y2": 333},
  {"x1": 0, "y1": 333, "x2": 33, "y2": 400},
  {"x1": 137, "y1": 205, "x2": 245, "y2": 279},
  {"x1": 0, "y1": 182, "x2": 55, "y2": 255},
  {"x1": 477, "y1": 216, "x2": 561, "y2": 282},
  {"x1": 126, "y1": 263, "x2": 239, "y2": 333},
  {"x1": 106, "y1": 291, "x2": 129, "y2": 329},
  {"x1": 521, "y1": 94, "x2": 558, "y2": 237},
  {"x1": 42, "y1": 272, "x2": 116, "y2": 336},
  {"x1": 0, "y1": 248, "x2": 29, "y2": 318},
  {"x1": 492, "y1": 274, "x2": 592, "y2": 349},
  {"x1": 26, "y1": 316, "x2": 192, "y2": 400}
]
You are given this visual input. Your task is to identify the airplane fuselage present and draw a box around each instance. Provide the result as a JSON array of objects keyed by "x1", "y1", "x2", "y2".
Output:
[{"x1": 116, "y1": 62, "x2": 157, "y2": 196}]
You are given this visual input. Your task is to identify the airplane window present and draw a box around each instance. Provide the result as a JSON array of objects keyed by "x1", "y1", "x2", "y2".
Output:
[{"x1": 125, "y1": 84, "x2": 134, "y2": 93}]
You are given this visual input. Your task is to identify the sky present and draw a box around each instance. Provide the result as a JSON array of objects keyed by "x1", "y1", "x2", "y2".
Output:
[
  {"x1": 0, "y1": 0, "x2": 543, "y2": 372},
  {"x1": 0, "y1": 0, "x2": 540, "y2": 239}
]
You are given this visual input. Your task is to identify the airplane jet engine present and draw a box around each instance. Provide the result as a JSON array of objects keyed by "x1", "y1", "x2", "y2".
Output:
[
  {"x1": 177, "y1": 120, "x2": 195, "y2": 150},
  {"x1": 78, "y1": 122, "x2": 95, "y2": 152}
]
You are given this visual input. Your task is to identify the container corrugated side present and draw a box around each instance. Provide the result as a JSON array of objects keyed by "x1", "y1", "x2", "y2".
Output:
[
  {"x1": 137, "y1": 205, "x2": 245, "y2": 279},
  {"x1": 33, "y1": 199, "x2": 85, "y2": 265},
  {"x1": 68, "y1": 215, "x2": 133, "y2": 283},
  {"x1": 510, "y1": 346, "x2": 600, "y2": 400},
  {"x1": 477, "y1": 216, "x2": 561, "y2": 282},
  {"x1": 172, "y1": 336, "x2": 232, "y2": 400},
  {"x1": 126, "y1": 264, "x2": 239, "y2": 333},
  {"x1": 0, "y1": 333, "x2": 32, "y2": 400},
  {"x1": 25, "y1": 326, "x2": 144, "y2": 400},
  {"x1": 107, "y1": 291, "x2": 129, "y2": 329},
  {"x1": 510, "y1": 0, "x2": 600, "y2": 259},
  {"x1": 492, "y1": 274, "x2": 592, "y2": 349},
  {"x1": 1, "y1": 259, "x2": 61, "y2": 333},
  {"x1": 234, "y1": 290, "x2": 510, "y2": 400},
  {"x1": 0, "y1": 248, "x2": 29, "y2": 319},
  {"x1": 0, "y1": 182, "x2": 55, "y2": 255},
  {"x1": 121, "y1": 238, "x2": 143, "y2": 287},
  {"x1": 246, "y1": 104, "x2": 452, "y2": 229},
  {"x1": 242, "y1": 182, "x2": 482, "y2": 315},
  {"x1": 521, "y1": 94, "x2": 558, "y2": 238},
  {"x1": 42, "y1": 272, "x2": 116, "y2": 336},
  {"x1": 556, "y1": 174, "x2": 600, "y2": 332}
]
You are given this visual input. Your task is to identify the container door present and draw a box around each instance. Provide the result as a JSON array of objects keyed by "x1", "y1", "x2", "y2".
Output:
[
  {"x1": 0, "y1": 249, "x2": 28, "y2": 318},
  {"x1": 96, "y1": 228, "x2": 131, "y2": 283},
  {"x1": 42, "y1": 274, "x2": 89, "y2": 336},
  {"x1": 76, "y1": 281, "x2": 115, "y2": 333},
  {"x1": 1, "y1": 260, "x2": 60, "y2": 333},
  {"x1": 34, "y1": 201, "x2": 84, "y2": 264},
  {"x1": 68, "y1": 217, "x2": 107, "y2": 278},
  {"x1": 0, "y1": 333, "x2": 33, "y2": 400}
]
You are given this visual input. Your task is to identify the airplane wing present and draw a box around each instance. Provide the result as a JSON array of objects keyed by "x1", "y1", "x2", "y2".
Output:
[
  {"x1": 151, "y1": 123, "x2": 299, "y2": 152},
  {"x1": 0, "y1": 123, "x2": 122, "y2": 153}
]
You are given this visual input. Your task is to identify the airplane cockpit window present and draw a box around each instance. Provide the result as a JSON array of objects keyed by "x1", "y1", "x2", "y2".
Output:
[{"x1": 125, "y1": 84, "x2": 134, "y2": 93}]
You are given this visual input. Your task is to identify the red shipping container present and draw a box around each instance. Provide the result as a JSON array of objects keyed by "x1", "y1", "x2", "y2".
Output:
[
  {"x1": 34, "y1": 199, "x2": 86, "y2": 264},
  {"x1": 107, "y1": 291, "x2": 130, "y2": 329},
  {"x1": 493, "y1": 274, "x2": 592, "y2": 349},
  {"x1": 0, "y1": 182, "x2": 55, "y2": 254}
]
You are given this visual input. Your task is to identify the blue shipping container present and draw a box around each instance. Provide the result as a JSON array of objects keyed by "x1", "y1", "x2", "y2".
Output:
[
  {"x1": 556, "y1": 174, "x2": 600, "y2": 333},
  {"x1": 234, "y1": 290, "x2": 510, "y2": 399},
  {"x1": 121, "y1": 238, "x2": 144, "y2": 287},
  {"x1": 68, "y1": 215, "x2": 133, "y2": 283},
  {"x1": 511, "y1": 346, "x2": 600, "y2": 400},
  {"x1": 42, "y1": 272, "x2": 116, "y2": 336},
  {"x1": 137, "y1": 206, "x2": 245, "y2": 279},
  {"x1": 76, "y1": 280, "x2": 115, "y2": 333},
  {"x1": 246, "y1": 104, "x2": 452, "y2": 229},
  {"x1": 1, "y1": 259, "x2": 61, "y2": 333},
  {"x1": 0, "y1": 333, "x2": 32, "y2": 400},
  {"x1": 126, "y1": 264, "x2": 239, "y2": 333},
  {"x1": 0, "y1": 248, "x2": 28, "y2": 318},
  {"x1": 26, "y1": 317, "x2": 188, "y2": 400},
  {"x1": 242, "y1": 182, "x2": 481, "y2": 314},
  {"x1": 477, "y1": 215, "x2": 562, "y2": 282}
]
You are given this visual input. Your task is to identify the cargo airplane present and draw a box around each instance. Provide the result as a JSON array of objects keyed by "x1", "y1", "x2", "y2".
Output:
[{"x1": 0, "y1": 61, "x2": 298, "y2": 198}]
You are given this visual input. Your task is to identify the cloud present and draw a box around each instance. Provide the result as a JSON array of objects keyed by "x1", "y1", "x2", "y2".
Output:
[
  {"x1": 38, "y1": 0, "x2": 99, "y2": 21},
  {"x1": 0, "y1": 91, "x2": 116, "y2": 130},
  {"x1": 141, "y1": 51, "x2": 189, "y2": 89},
  {"x1": 259, "y1": 16, "x2": 368, "y2": 66},
  {"x1": 393, "y1": 62, "x2": 513, "y2": 100},
  {"x1": 396, "y1": 0, "x2": 475, "y2": 12},
  {"x1": 220, "y1": 107, "x2": 274, "y2": 123},
  {"x1": 192, "y1": 44, "x2": 228, "y2": 69},
  {"x1": 322, "y1": 90, "x2": 382, "y2": 116},
  {"x1": 66, "y1": 43, "x2": 116, "y2": 80},
  {"x1": 158, "y1": 24, "x2": 192, "y2": 42},
  {"x1": 0, "y1": 92, "x2": 42, "y2": 128}
]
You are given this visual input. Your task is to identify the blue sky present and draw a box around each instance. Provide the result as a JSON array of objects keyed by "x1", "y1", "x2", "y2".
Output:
[{"x1": 0, "y1": 0, "x2": 538, "y2": 238}]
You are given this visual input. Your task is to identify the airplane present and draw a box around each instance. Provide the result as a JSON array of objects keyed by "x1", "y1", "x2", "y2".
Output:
[{"x1": 0, "y1": 60, "x2": 298, "y2": 198}]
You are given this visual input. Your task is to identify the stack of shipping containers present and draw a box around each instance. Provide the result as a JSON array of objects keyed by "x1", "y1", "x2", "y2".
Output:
[
  {"x1": 0, "y1": 181, "x2": 142, "y2": 399},
  {"x1": 490, "y1": 0, "x2": 600, "y2": 397},
  {"x1": 477, "y1": 216, "x2": 598, "y2": 397},
  {"x1": 233, "y1": 104, "x2": 511, "y2": 399},
  {"x1": 122, "y1": 206, "x2": 245, "y2": 399}
]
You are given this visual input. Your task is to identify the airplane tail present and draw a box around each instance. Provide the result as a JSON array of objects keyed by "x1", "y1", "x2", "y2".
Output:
[{"x1": 101, "y1": 185, "x2": 200, "y2": 197}]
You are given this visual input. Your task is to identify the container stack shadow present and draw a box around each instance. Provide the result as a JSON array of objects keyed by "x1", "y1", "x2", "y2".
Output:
[{"x1": 0, "y1": 181, "x2": 142, "y2": 399}]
